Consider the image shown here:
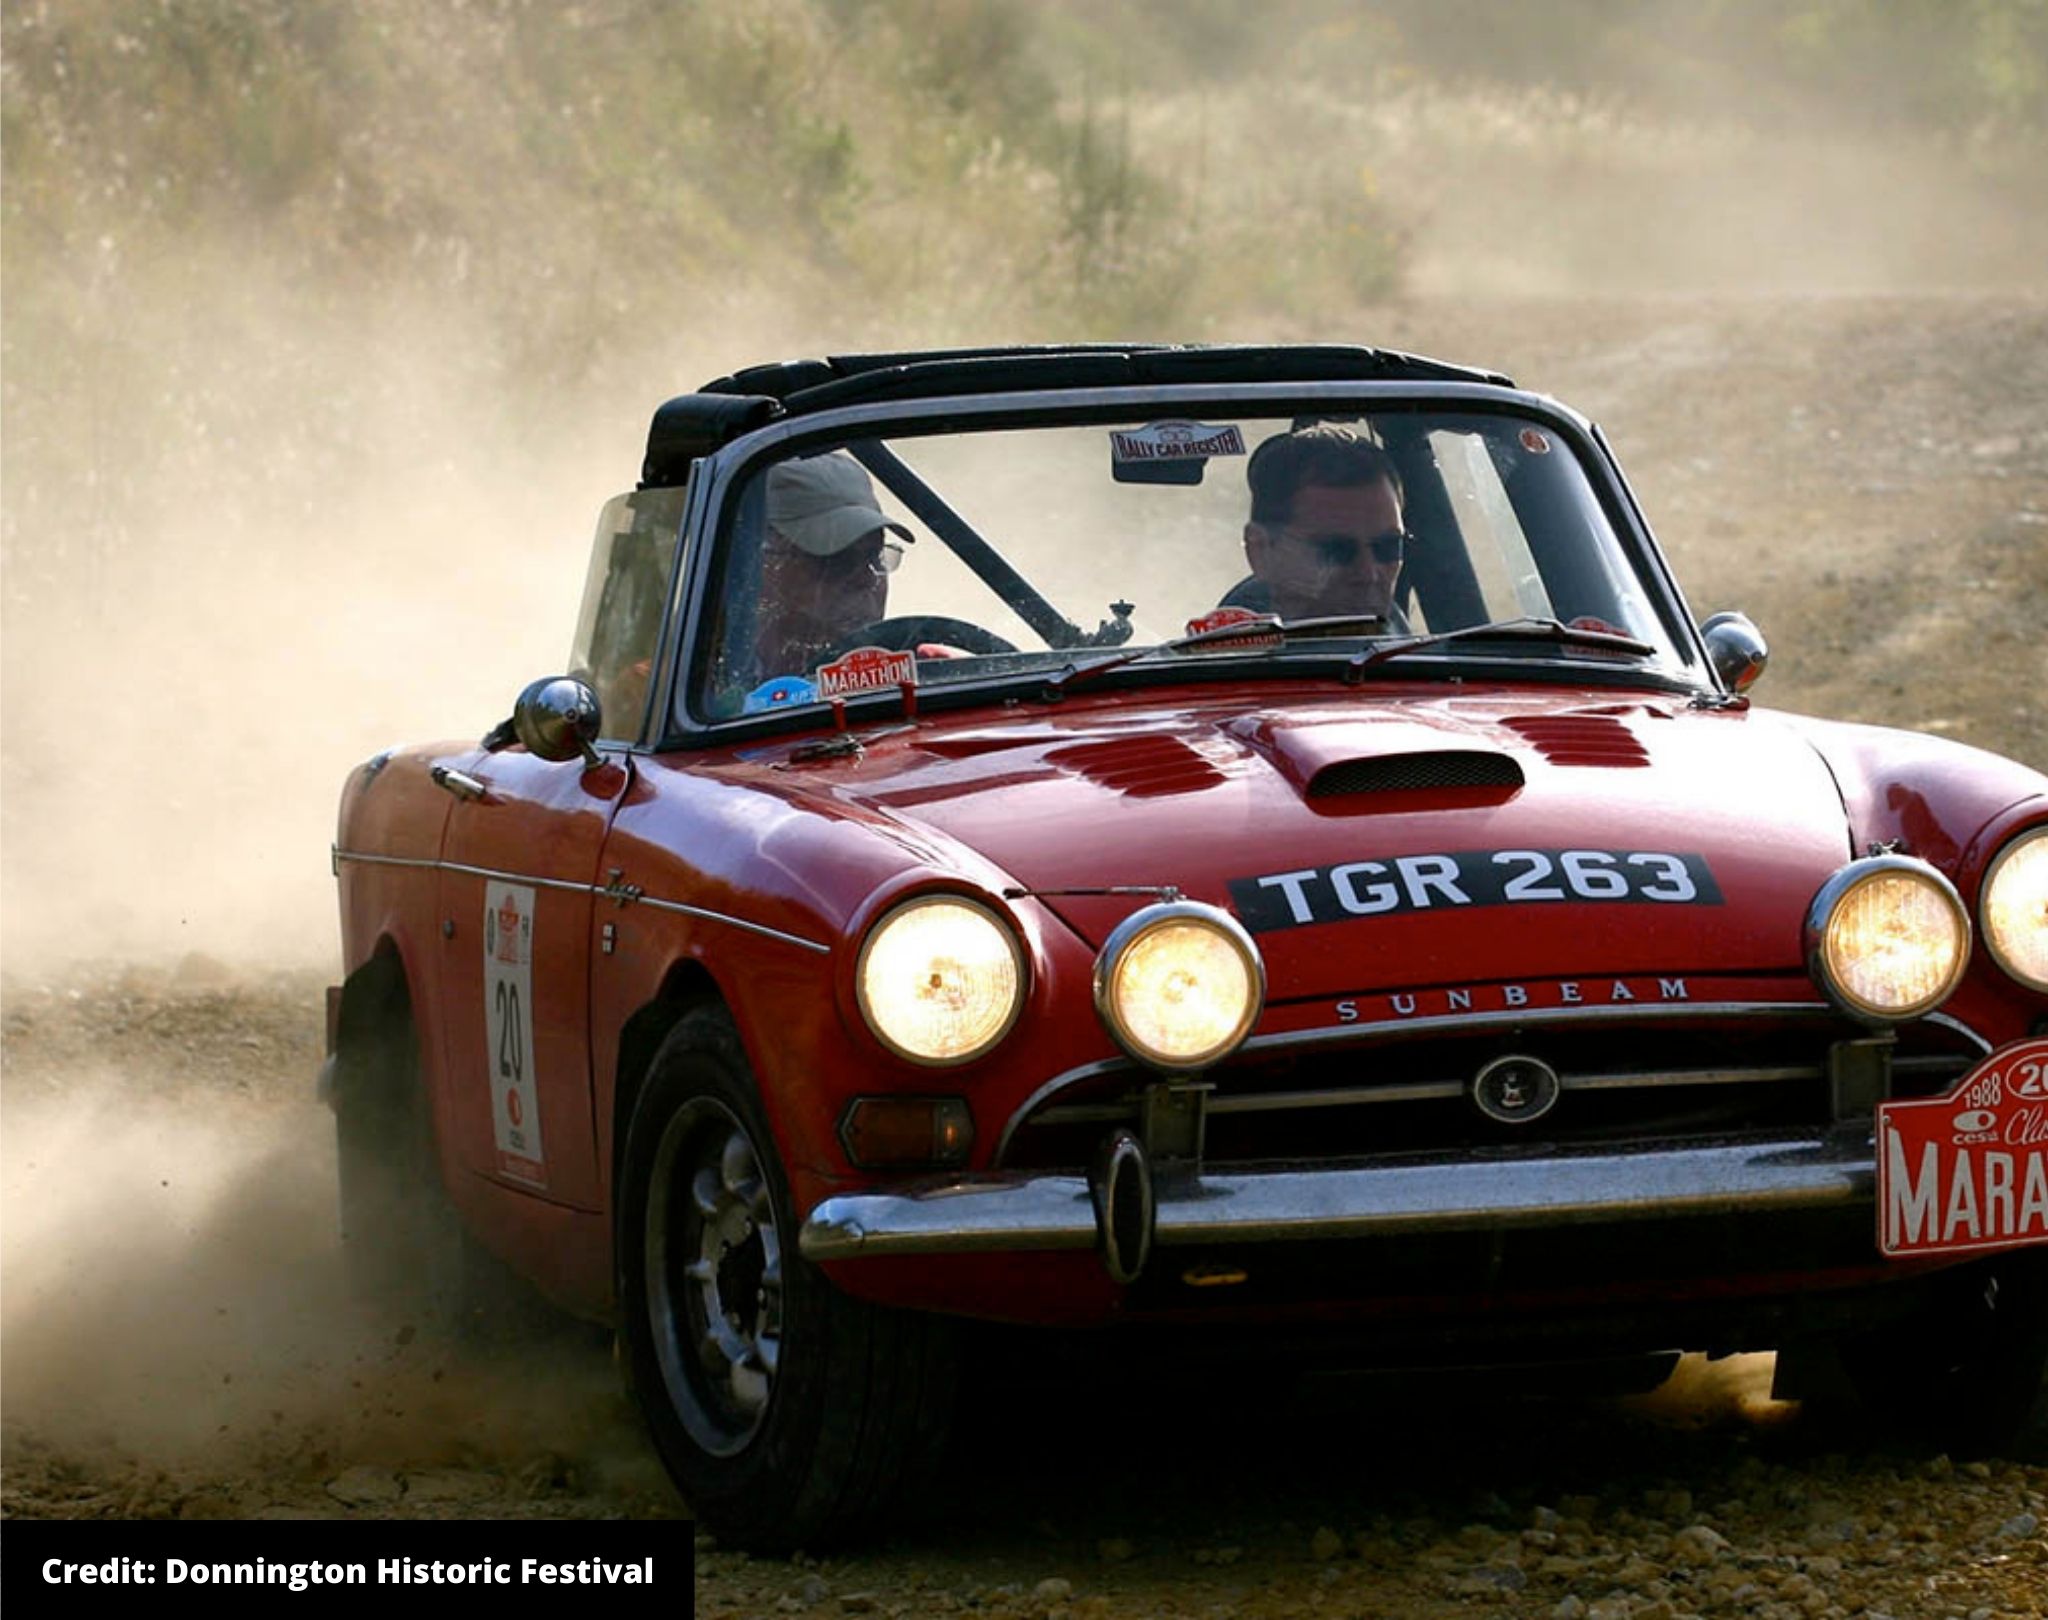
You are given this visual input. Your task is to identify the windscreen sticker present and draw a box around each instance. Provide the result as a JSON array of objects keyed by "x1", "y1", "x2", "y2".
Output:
[
  {"x1": 483, "y1": 881, "x2": 546, "y2": 1186},
  {"x1": 1519, "y1": 427, "x2": 1552, "y2": 454},
  {"x1": 1878, "y1": 1037, "x2": 2048, "y2": 1258},
  {"x1": 1184, "y1": 606, "x2": 1285, "y2": 645},
  {"x1": 815, "y1": 646, "x2": 919, "y2": 699},
  {"x1": 1229, "y1": 848, "x2": 1723, "y2": 932},
  {"x1": 1110, "y1": 421, "x2": 1247, "y2": 463},
  {"x1": 742, "y1": 674, "x2": 819, "y2": 713}
]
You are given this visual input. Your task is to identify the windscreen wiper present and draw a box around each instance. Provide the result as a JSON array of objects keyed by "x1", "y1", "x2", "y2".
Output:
[
  {"x1": 1345, "y1": 616, "x2": 1655, "y2": 675},
  {"x1": 1043, "y1": 612, "x2": 1390, "y2": 697}
]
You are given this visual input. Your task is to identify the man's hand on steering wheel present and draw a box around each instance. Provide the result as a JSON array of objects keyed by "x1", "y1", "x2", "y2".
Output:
[{"x1": 816, "y1": 614, "x2": 1018, "y2": 663}]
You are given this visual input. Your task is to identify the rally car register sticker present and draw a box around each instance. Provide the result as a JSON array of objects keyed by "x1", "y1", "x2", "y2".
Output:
[
  {"x1": 1879, "y1": 1037, "x2": 2048, "y2": 1258},
  {"x1": 483, "y1": 880, "x2": 546, "y2": 1187},
  {"x1": 1110, "y1": 420, "x2": 1247, "y2": 462}
]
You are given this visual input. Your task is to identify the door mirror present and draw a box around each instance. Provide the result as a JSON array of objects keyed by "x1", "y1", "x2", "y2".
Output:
[
  {"x1": 1700, "y1": 611, "x2": 1768, "y2": 693},
  {"x1": 513, "y1": 676, "x2": 604, "y2": 767}
]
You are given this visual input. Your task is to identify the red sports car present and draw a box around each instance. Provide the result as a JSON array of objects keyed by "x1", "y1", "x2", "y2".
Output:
[{"x1": 325, "y1": 345, "x2": 2048, "y2": 1546}]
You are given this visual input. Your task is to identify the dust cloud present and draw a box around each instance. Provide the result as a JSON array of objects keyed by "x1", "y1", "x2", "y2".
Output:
[
  {"x1": 0, "y1": 278, "x2": 752, "y2": 974},
  {"x1": 0, "y1": 985, "x2": 670, "y2": 1514}
]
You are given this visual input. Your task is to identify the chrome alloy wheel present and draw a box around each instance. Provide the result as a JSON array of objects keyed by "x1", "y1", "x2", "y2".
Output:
[{"x1": 645, "y1": 1096, "x2": 783, "y2": 1457}]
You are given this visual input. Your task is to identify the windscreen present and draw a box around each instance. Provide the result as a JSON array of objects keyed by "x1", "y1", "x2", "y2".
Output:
[
  {"x1": 690, "y1": 408, "x2": 1693, "y2": 723},
  {"x1": 572, "y1": 485, "x2": 689, "y2": 741}
]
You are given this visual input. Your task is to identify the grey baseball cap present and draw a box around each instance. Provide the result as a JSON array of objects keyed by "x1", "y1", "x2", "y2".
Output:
[{"x1": 766, "y1": 454, "x2": 913, "y2": 558}]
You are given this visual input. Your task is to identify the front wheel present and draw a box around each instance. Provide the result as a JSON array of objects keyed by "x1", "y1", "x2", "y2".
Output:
[
  {"x1": 1839, "y1": 1251, "x2": 2048, "y2": 1459},
  {"x1": 332, "y1": 973, "x2": 555, "y2": 1339},
  {"x1": 616, "y1": 1007, "x2": 957, "y2": 1549},
  {"x1": 333, "y1": 989, "x2": 464, "y2": 1308}
]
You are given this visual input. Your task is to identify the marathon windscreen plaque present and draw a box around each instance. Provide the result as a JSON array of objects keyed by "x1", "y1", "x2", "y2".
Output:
[
  {"x1": 1879, "y1": 1037, "x2": 2048, "y2": 1259},
  {"x1": 814, "y1": 645, "x2": 918, "y2": 699}
]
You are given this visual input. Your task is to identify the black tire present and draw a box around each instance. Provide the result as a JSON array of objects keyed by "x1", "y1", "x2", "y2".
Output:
[
  {"x1": 334, "y1": 994, "x2": 460, "y2": 1304},
  {"x1": 616, "y1": 1006, "x2": 957, "y2": 1550},
  {"x1": 332, "y1": 986, "x2": 544, "y2": 1338},
  {"x1": 1839, "y1": 1250, "x2": 2048, "y2": 1460}
]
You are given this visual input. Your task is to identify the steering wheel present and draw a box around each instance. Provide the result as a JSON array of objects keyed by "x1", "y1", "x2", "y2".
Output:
[{"x1": 818, "y1": 615, "x2": 1019, "y2": 661}]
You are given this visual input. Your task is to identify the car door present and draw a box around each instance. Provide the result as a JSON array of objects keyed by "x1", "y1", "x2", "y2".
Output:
[{"x1": 433, "y1": 747, "x2": 631, "y2": 1211}]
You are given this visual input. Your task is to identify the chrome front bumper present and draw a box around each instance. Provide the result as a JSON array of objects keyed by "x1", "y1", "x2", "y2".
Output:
[{"x1": 798, "y1": 1133, "x2": 1875, "y2": 1263}]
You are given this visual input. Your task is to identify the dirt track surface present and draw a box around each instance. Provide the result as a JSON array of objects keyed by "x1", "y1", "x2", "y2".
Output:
[{"x1": 4, "y1": 297, "x2": 2046, "y2": 1615}]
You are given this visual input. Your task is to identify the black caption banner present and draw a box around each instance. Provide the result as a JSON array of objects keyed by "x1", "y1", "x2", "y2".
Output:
[
  {"x1": 1228, "y1": 846, "x2": 1723, "y2": 933},
  {"x1": 4, "y1": 1520, "x2": 695, "y2": 1619}
]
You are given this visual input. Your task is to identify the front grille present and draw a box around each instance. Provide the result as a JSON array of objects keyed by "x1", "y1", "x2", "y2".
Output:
[{"x1": 1001, "y1": 1015, "x2": 1980, "y2": 1172}]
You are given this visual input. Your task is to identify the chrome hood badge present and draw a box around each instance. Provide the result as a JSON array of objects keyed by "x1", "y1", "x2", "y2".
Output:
[{"x1": 1472, "y1": 1054, "x2": 1562, "y2": 1125}]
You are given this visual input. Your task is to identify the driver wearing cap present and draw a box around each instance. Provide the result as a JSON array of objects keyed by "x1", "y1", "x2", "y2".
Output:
[{"x1": 749, "y1": 453, "x2": 913, "y2": 698}]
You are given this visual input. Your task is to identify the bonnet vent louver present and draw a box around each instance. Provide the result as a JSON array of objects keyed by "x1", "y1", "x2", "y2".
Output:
[
  {"x1": 1046, "y1": 737, "x2": 1229, "y2": 798},
  {"x1": 1501, "y1": 715, "x2": 1653, "y2": 768},
  {"x1": 1307, "y1": 751, "x2": 1524, "y2": 798}
]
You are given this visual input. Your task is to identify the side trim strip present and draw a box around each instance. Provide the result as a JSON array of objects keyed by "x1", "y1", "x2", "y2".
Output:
[
  {"x1": 334, "y1": 849, "x2": 437, "y2": 872},
  {"x1": 333, "y1": 847, "x2": 832, "y2": 954},
  {"x1": 444, "y1": 859, "x2": 589, "y2": 897},
  {"x1": 637, "y1": 894, "x2": 834, "y2": 953}
]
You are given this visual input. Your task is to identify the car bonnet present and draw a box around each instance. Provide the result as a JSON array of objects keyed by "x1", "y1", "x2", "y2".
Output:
[{"x1": 764, "y1": 687, "x2": 1852, "y2": 1000}]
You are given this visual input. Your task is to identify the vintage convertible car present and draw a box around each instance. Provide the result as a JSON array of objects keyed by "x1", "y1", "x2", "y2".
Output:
[{"x1": 325, "y1": 344, "x2": 2048, "y2": 1546}]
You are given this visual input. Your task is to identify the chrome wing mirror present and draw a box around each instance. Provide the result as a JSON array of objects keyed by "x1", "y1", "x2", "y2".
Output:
[
  {"x1": 1700, "y1": 612, "x2": 1769, "y2": 694},
  {"x1": 512, "y1": 675, "x2": 604, "y2": 768}
]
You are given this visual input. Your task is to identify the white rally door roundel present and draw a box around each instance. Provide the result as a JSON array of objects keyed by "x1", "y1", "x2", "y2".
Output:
[{"x1": 483, "y1": 880, "x2": 546, "y2": 1186}]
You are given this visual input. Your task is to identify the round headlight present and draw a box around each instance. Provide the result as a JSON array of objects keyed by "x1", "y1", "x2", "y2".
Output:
[
  {"x1": 1806, "y1": 856, "x2": 1970, "y2": 1023},
  {"x1": 856, "y1": 896, "x2": 1024, "y2": 1065},
  {"x1": 1982, "y1": 827, "x2": 2048, "y2": 992},
  {"x1": 1094, "y1": 902, "x2": 1265, "y2": 1072}
]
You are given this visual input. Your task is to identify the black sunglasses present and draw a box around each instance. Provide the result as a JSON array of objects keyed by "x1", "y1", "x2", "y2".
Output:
[
  {"x1": 766, "y1": 533, "x2": 904, "y2": 578},
  {"x1": 1271, "y1": 525, "x2": 1409, "y2": 569}
]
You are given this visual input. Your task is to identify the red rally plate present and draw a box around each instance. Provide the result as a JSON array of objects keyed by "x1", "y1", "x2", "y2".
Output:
[
  {"x1": 1878, "y1": 1037, "x2": 2048, "y2": 1259},
  {"x1": 1183, "y1": 606, "x2": 1284, "y2": 646}
]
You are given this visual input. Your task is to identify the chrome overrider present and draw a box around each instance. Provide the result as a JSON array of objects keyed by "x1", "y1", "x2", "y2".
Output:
[{"x1": 797, "y1": 1130, "x2": 1878, "y2": 1267}]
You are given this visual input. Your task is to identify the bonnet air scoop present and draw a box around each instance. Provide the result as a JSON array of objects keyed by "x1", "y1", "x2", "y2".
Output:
[{"x1": 1307, "y1": 750, "x2": 1524, "y2": 800}]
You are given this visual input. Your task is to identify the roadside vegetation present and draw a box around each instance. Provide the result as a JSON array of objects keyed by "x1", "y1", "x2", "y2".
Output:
[{"x1": 7, "y1": 1, "x2": 2040, "y2": 376}]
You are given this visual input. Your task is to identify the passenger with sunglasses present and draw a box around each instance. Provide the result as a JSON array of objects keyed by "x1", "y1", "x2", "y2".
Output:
[
  {"x1": 1223, "y1": 422, "x2": 1411, "y2": 628},
  {"x1": 745, "y1": 453, "x2": 914, "y2": 698}
]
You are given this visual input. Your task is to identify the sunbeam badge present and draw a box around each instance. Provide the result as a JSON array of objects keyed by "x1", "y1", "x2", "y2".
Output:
[{"x1": 1472, "y1": 1054, "x2": 1561, "y2": 1125}]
